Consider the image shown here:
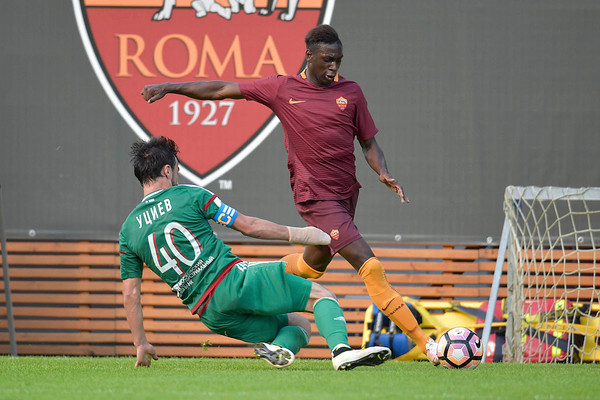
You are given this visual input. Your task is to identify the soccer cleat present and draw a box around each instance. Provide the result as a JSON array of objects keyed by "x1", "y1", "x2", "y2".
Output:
[
  {"x1": 332, "y1": 346, "x2": 391, "y2": 371},
  {"x1": 426, "y1": 338, "x2": 440, "y2": 366},
  {"x1": 254, "y1": 342, "x2": 295, "y2": 368}
]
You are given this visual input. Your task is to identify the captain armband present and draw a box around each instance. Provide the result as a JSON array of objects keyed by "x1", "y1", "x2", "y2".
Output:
[{"x1": 213, "y1": 202, "x2": 238, "y2": 227}]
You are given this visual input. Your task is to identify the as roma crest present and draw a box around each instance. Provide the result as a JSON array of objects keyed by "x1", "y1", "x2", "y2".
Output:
[
  {"x1": 335, "y1": 96, "x2": 348, "y2": 111},
  {"x1": 73, "y1": 0, "x2": 336, "y2": 185}
]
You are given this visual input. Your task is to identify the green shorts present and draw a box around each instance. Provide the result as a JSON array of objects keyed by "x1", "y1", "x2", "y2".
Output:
[{"x1": 200, "y1": 261, "x2": 312, "y2": 344}]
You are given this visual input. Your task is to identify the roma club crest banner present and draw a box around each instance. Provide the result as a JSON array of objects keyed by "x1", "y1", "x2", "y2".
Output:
[{"x1": 73, "y1": 0, "x2": 335, "y2": 185}]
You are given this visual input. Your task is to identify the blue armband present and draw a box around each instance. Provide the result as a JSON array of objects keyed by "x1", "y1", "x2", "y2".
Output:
[{"x1": 213, "y1": 203, "x2": 238, "y2": 227}]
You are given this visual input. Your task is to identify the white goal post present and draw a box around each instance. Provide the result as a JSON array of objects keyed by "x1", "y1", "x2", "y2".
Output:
[{"x1": 483, "y1": 186, "x2": 600, "y2": 363}]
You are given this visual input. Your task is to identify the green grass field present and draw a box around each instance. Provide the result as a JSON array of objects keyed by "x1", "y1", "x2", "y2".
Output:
[{"x1": 0, "y1": 356, "x2": 598, "y2": 400}]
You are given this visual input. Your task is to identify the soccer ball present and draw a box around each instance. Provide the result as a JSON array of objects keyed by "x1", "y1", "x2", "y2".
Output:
[{"x1": 437, "y1": 327, "x2": 483, "y2": 369}]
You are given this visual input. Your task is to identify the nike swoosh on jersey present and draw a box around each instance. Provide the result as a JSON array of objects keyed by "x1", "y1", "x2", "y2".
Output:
[{"x1": 288, "y1": 98, "x2": 306, "y2": 104}]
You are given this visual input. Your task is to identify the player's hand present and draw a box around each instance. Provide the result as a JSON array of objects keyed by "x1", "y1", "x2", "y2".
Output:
[
  {"x1": 134, "y1": 342, "x2": 158, "y2": 368},
  {"x1": 288, "y1": 226, "x2": 331, "y2": 246},
  {"x1": 141, "y1": 84, "x2": 168, "y2": 104},
  {"x1": 379, "y1": 174, "x2": 409, "y2": 203}
]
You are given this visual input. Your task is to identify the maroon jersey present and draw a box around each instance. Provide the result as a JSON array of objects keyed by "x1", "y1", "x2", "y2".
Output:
[{"x1": 239, "y1": 70, "x2": 378, "y2": 203}]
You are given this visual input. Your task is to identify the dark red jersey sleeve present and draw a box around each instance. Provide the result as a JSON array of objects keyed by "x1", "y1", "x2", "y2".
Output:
[
  {"x1": 238, "y1": 76, "x2": 282, "y2": 108},
  {"x1": 353, "y1": 86, "x2": 378, "y2": 141}
]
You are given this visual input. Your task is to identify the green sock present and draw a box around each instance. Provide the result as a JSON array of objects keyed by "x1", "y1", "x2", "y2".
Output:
[
  {"x1": 272, "y1": 326, "x2": 309, "y2": 354},
  {"x1": 313, "y1": 297, "x2": 350, "y2": 352}
]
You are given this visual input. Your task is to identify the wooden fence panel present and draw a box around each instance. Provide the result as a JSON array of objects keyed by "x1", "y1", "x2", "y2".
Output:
[{"x1": 0, "y1": 240, "x2": 517, "y2": 359}]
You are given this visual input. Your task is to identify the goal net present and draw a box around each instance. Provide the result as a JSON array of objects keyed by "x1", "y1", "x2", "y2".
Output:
[{"x1": 502, "y1": 186, "x2": 600, "y2": 363}]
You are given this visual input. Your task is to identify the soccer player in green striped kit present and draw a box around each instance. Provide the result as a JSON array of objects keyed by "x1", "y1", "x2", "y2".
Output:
[{"x1": 119, "y1": 136, "x2": 390, "y2": 369}]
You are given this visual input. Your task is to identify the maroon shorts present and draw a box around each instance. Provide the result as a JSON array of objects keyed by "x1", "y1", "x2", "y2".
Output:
[{"x1": 295, "y1": 191, "x2": 362, "y2": 255}]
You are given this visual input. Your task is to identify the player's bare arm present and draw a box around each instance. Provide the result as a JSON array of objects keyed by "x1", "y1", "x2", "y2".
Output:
[
  {"x1": 359, "y1": 137, "x2": 409, "y2": 203},
  {"x1": 231, "y1": 213, "x2": 331, "y2": 245},
  {"x1": 122, "y1": 277, "x2": 158, "y2": 367},
  {"x1": 141, "y1": 81, "x2": 243, "y2": 103}
]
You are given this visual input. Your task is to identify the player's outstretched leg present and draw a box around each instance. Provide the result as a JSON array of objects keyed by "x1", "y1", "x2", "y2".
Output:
[
  {"x1": 312, "y1": 296, "x2": 390, "y2": 370},
  {"x1": 281, "y1": 253, "x2": 325, "y2": 279},
  {"x1": 254, "y1": 342, "x2": 295, "y2": 368},
  {"x1": 358, "y1": 256, "x2": 440, "y2": 365},
  {"x1": 331, "y1": 346, "x2": 391, "y2": 371}
]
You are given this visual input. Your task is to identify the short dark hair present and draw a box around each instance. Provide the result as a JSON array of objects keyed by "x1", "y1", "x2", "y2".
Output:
[
  {"x1": 130, "y1": 136, "x2": 179, "y2": 186},
  {"x1": 305, "y1": 24, "x2": 342, "y2": 51}
]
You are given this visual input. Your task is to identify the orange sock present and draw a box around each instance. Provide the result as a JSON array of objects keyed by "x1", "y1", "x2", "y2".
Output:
[
  {"x1": 281, "y1": 253, "x2": 324, "y2": 279},
  {"x1": 358, "y1": 257, "x2": 429, "y2": 353}
]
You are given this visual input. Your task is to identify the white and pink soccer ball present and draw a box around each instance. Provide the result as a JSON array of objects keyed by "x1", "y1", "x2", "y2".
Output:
[{"x1": 437, "y1": 327, "x2": 483, "y2": 369}]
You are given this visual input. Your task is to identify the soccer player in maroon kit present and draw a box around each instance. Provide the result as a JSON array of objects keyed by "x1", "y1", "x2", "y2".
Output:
[{"x1": 141, "y1": 24, "x2": 439, "y2": 364}]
